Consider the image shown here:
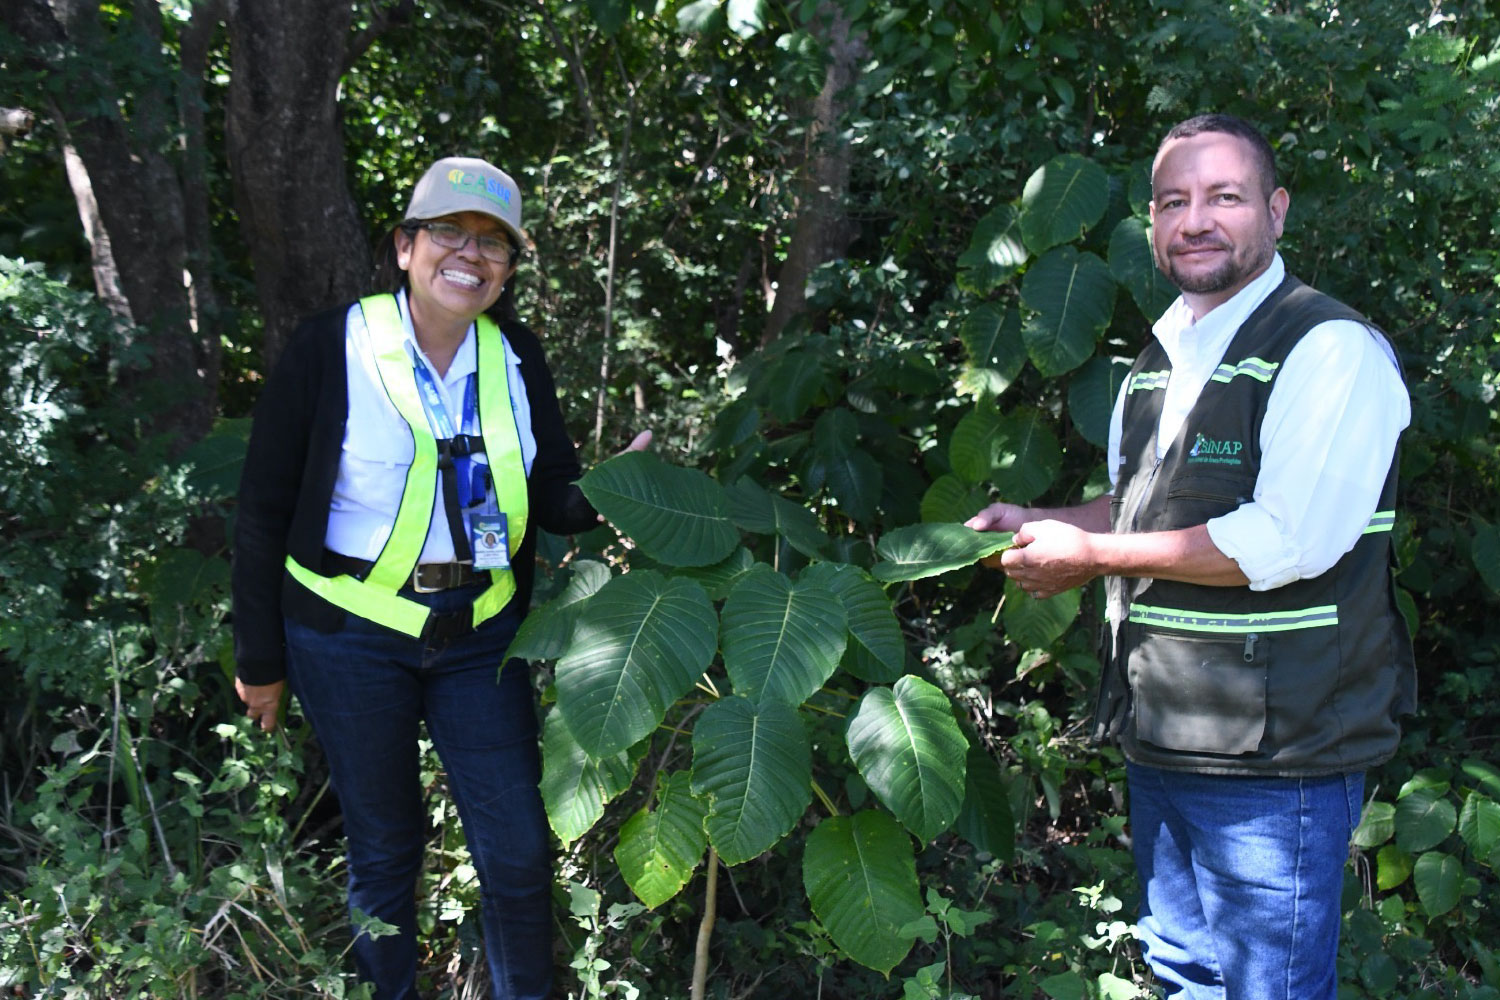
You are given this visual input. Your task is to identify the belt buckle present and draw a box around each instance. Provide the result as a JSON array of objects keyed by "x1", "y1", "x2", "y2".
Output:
[{"x1": 411, "y1": 564, "x2": 445, "y2": 593}]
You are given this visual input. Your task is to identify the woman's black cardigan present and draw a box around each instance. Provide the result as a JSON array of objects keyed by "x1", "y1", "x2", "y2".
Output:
[{"x1": 231, "y1": 301, "x2": 597, "y2": 686}]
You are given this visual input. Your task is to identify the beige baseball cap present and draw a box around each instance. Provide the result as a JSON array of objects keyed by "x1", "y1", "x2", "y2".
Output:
[{"x1": 404, "y1": 156, "x2": 522, "y2": 245}]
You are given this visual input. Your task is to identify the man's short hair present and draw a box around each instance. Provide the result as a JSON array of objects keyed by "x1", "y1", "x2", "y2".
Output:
[{"x1": 1157, "y1": 114, "x2": 1279, "y2": 199}]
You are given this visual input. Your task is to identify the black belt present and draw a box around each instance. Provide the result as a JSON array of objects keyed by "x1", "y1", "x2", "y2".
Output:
[
  {"x1": 322, "y1": 551, "x2": 487, "y2": 593},
  {"x1": 320, "y1": 550, "x2": 487, "y2": 644}
]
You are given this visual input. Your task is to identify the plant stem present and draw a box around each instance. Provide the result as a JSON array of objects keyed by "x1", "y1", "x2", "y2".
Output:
[{"x1": 690, "y1": 848, "x2": 718, "y2": 1000}]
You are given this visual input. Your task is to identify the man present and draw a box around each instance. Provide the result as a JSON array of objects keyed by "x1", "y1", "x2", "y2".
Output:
[{"x1": 967, "y1": 114, "x2": 1415, "y2": 999}]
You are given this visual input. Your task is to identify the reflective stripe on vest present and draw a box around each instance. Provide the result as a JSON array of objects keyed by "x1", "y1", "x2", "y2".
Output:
[
  {"x1": 286, "y1": 294, "x2": 530, "y2": 637},
  {"x1": 1127, "y1": 603, "x2": 1339, "y2": 633},
  {"x1": 1128, "y1": 370, "x2": 1170, "y2": 394},
  {"x1": 1363, "y1": 510, "x2": 1395, "y2": 534},
  {"x1": 1209, "y1": 356, "x2": 1280, "y2": 384}
]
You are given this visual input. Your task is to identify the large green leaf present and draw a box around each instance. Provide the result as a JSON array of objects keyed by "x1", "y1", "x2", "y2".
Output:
[
  {"x1": 950, "y1": 404, "x2": 1062, "y2": 504},
  {"x1": 1108, "y1": 216, "x2": 1178, "y2": 321},
  {"x1": 872, "y1": 523, "x2": 1014, "y2": 583},
  {"x1": 506, "y1": 559, "x2": 612, "y2": 664},
  {"x1": 721, "y1": 571, "x2": 846, "y2": 706},
  {"x1": 539, "y1": 708, "x2": 639, "y2": 847},
  {"x1": 726, "y1": 477, "x2": 828, "y2": 558},
  {"x1": 1067, "y1": 356, "x2": 1131, "y2": 449},
  {"x1": 919, "y1": 473, "x2": 992, "y2": 525},
  {"x1": 1353, "y1": 800, "x2": 1397, "y2": 848},
  {"x1": 800, "y1": 562, "x2": 906, "y2": 683},
  {"x1": 1395, "y1": 788, "x2": 1458, "y2": 853},
  {"x1": 803, "y1": 811, "x2": 922, "y2": 975},
  {"x1": 1020, "y1": 246, "x2": 1115, "y2": 376},
  {"x1": 554, "y1": 571, "x2": 717, "y2": 757},
  {"x1": 580, "y1": 451, "x2": 738, "y2": 567},
  {"x1": 956, "y1": 204, "x2": 1028, "y2": 294},
  {"x1": 1002, "y1": 577, "x2": 1083, "y2": 650},
  {"x1": 955, "y1": 739, "x2": 1015, "y2": 862},
  {"x1": 811, "y1": 407, "x2": 881, "y2": 522},
  {"x1": 1376, "y1": 844, "x2": 1412, "y2": 890},
  {"x1": 1018, "y1": 154, "x2": 1110, "y2": 253},
  {"x1": 615, "y1": 771, "x2": 709, "y2": 908},
  {"x1": 847, "y1": 676, "x2": 968, "y2": 842},
  {"x1": 1413, "y1": 851, "x2": 1463, "y2": 917},
  {"x1": 691, "y1": 696, "x2": 811, "y2": 865},
  {"x1": 956, "y1": 303, "x2": 1026, "y2": 399},
  {"x1": 1458, "y1": 792, "x2": 1500, "y2": 859}
]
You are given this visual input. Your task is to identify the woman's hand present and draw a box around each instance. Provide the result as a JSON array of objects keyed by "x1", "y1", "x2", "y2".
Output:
[
  {"x1": 620, "y1": 429, "x2": 652, "y2": 454},
  {"x1": 235, "y1": 678, "x2": 286, "y2": 733}
]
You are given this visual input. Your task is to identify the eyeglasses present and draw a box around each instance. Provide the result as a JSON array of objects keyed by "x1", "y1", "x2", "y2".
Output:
[{"x1": 414, "y1": 221, "x2": 516, "y2": 263}]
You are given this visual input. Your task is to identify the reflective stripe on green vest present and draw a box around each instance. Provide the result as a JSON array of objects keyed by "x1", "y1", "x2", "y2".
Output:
[
  {"x1": 1127, "y1": 603, "x2": 1339, "y2": 633},
  {"x1": 286, "y1": 294, "x2": 530, "y2": 637}
]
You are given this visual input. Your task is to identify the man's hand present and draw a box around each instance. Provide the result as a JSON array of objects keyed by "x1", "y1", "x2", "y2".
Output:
[
  {"x1": 235, "y1": 678, "x2": 285, "y2": 733},
  {"x1": 965, "y1": 502, "x2": 1028, "y2": 535},
  {"x1": 999, "y1": 519, "x2": 1103, "y2": 599},
  {"x1": 620, "y1": 429, "x2": 652, "y2": 454}
]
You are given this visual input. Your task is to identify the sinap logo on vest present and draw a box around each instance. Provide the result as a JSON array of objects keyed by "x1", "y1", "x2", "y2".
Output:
[
  {"x1": 1188, "y1": 432, "x2": 1245, "y2": 466},
  {"x1": 446, "y1": 168, "x2": 512, "y2": 207}
]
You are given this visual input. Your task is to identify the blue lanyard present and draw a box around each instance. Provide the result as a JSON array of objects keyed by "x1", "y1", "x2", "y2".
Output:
[{"x1": 413, "y1": 363, "x2": 482, "y2": 507}]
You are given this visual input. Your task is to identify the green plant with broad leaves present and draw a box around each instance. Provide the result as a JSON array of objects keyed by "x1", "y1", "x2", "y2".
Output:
[
  {"x1": 1341, "y1": 758, "x2": 1500, "y2": 998},
  {"x1": 515, "y1": 449, "x2": 1017, "y2": 977}
]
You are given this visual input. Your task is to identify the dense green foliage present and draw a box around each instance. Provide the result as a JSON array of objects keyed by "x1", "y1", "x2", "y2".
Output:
[{"x1": 2, "y1": 0, "x2": 1498, "y2": 997}]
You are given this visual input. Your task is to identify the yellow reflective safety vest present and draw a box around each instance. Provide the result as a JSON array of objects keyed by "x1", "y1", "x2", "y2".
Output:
[{"x1": 285, "y1": 294, "x2": 530, "y2": 638}]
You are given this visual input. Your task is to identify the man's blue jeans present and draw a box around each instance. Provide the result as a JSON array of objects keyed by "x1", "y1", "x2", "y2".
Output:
[
  {"x1": 285, "y1": 586, "x2": 551, "y2": 1000},
  {"x1": 1128, "y1": 762, "x2": 1364, "y2": 1000}
]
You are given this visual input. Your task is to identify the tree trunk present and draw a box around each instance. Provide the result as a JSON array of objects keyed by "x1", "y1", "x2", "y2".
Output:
[
  {"x1": 2, "y1": 0, "x2": 221, "y2": 447},
  {"x1": 763, "y1": 3, "x2": 866, "y2": 343},
  {"x1": 224, "y1": 0, "x2": 371, "y2": 369}
]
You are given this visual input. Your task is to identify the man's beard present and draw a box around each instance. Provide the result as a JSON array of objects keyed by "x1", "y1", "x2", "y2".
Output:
[{"x1": 1166, "y1": 233, "x2": 1276, "y2": 295}]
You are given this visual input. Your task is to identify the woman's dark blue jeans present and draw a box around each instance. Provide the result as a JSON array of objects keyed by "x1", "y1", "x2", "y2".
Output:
[{"x1": 285, "y1": 586, "x2": 551, "y2": 1000}]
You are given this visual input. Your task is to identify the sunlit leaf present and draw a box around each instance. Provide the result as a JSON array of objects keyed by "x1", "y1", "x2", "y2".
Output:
[
  {"x1": 957, "y1": 303, "x2": 1027, "y2": 399},
  {"x1": 1353, "y1": 800, "x2": 1396, "y2": 848},
  {"x1": 1395, "y1": 789, "x2": 1457, "y2": 853},
  {"x1": 847, "y1": 676, "x2": 967, "y2": 842},
  {"x1": 555, "y1": 571, "x2": 717, "y2": 757},
  {"x1": 722, "y1": 571, "x2": 846, "y2": 706},
  {"x1": 872, "y1": 522, "x2": 1014, "y2": 583},
  {"x1": 580, "y1": 451, "x2": 738, "y2": 567},
  {"x1": 957, "y1": 204, "x2": 1028, "y2": 294},
  {"x1": 1019, "y1": 154, "x2": 1109, "y2": 253},
  {"x1": 615, "y1": 771, "x2": 708, "y2": 908}
]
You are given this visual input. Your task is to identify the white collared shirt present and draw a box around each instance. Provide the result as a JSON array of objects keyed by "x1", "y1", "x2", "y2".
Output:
[
  {"x1": 1107, "y1": 254, "x2": 1410, "y2": 590},
  {"x1": 325, "y1": 290, "x2": 536, "y2": 563}
]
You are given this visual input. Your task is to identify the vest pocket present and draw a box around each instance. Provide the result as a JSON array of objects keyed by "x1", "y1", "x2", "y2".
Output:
[{"x1": 1129, "y1": 628, "x2": 1267, "y2": 755}]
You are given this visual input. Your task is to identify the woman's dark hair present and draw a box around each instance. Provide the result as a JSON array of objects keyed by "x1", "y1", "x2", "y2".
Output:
[{"x1": 371, "y1": 222, "x2": 522, "y2": 324}]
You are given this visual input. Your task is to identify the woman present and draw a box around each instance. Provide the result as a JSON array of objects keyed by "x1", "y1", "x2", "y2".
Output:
[{"x1": 231, "y1": 156, "x2": 644, "y2": 999}]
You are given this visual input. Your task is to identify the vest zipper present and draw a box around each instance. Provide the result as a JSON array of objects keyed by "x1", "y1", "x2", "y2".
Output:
[{"x1": 1243, "y1": 632, "x2": 1259, "y2": 662}]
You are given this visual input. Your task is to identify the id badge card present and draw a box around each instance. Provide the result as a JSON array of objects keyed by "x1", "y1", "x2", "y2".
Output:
[{"x1": 469, "y1": 512, "x2": 510, "y2": 571}]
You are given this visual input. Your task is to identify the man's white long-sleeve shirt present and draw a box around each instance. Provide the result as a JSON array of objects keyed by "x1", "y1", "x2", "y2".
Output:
[{"x1": 1106, "y1": 254, "x2": 1410, "y2": 591}]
